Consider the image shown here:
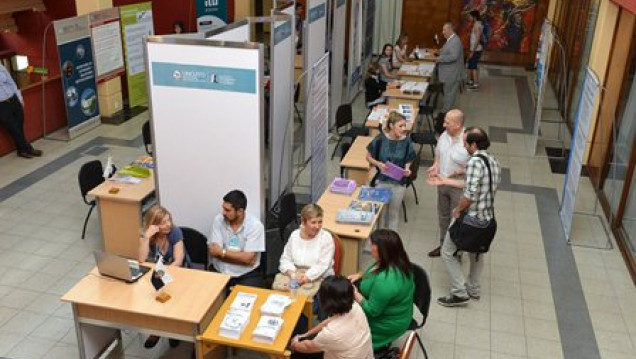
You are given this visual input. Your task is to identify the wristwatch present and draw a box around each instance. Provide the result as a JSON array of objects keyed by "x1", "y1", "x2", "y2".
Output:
[{"x1": 221, "y1": 248, "x2": 227, "y2": 258}]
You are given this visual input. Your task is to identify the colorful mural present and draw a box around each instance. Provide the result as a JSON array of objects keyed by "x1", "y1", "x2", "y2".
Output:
[{"x1": 459, "y1": 0, "x2": 538, "y2": 53}]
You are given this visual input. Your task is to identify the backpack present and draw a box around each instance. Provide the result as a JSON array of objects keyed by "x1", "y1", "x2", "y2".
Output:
[{"x1": 480, "y1": 21, "x2": 490, "y2": 46}]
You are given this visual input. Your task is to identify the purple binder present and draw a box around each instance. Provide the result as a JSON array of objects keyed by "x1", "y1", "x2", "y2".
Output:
[{"x1": 384, "y1": 161, "x2": 405, "y2": 181}]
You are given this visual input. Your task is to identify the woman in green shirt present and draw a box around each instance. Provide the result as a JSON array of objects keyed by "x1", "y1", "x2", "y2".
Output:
[{"x1": 348, "y1": 229, "x2": 415, "y2": 352}]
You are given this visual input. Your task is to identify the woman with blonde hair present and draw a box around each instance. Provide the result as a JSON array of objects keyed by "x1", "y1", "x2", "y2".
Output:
[
  {"x1": 366, "y1": 112, "x2": 416, "y2": 230},
  {"x1": 279, "y1": 204, "x2": 335, "y2": 286},
  {"x1": 392, "y1": 33, "x2": 409, "y2": 68},
  {"x1": 138, "y1": 205, "x2": 188, "y2": 348}
]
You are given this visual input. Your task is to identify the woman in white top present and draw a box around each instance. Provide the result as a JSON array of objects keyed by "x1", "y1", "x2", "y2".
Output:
[
  {"x1": 279, "y1": 204, "x2": 335, "y2": 285},
  {"x1": 291, "y1": 276, "x2": 374, "y2": 359},
  {"x1": 392, "y1": 33, "x2": 409, "y2": 68}
]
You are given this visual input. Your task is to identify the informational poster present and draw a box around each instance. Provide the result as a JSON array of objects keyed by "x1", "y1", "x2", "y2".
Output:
[
  {"x1": 363, "y1": 0, "x2": 375, "y2": 60},
  {"x1": 54, "y1": 15, "x2": 100, "y2": 138},
  {"x1": 531, "y1": 19, "x2": 554, "y2": 154},
  {"x1": 197, "y1": 0, "x2": 228, "y2": 32},
  {"x1": 120, "y1": 2, "x2": 154, "y2": 108},
  {"x1": 330, "y1": 0, "x2": 347, "y2": 128},
  {"x1": 559, "y1": 67, "x2": 599, "y2": 240},
  {"x1": 309, "y1": 53, "x2": 330, "y2": 202},
  {"x1": 347, "y1": 0, "x2": 363, "y2": 100},
  {"x1": 304, "y1": 0, "x2": 327, "y2": 161},
  {"x1": 89, "y1": 8, "x2": 125, "y2": 81}
]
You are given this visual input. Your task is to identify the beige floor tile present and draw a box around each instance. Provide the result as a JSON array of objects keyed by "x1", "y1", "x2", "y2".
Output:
[
  {"x1": 594, "y1": 329, "x2": 635, "y2": 353},
  {"x1": 421, "y1": 319, "x2": 456, "y2": 344},
  {"x1": 455, "y1": 325, "x2": 490, "y2": 351},
  {"x1": 526, "y1": 337, "x2": 564, "y2": 359},
  {"x1": 522, "y1": 300, "x2": 557, "y2": 321},
  {"x1": 491, "y1": 330, "x2": 527, "y2": 357},
  {"x1": 491, "y1": 295, "x2": 523, "y2": 316},
  {"x1": 455, "y1": 345, "x2": 490, "y2": 359},
  {"x1": 491, "y1": 312, "x2": 525, "y2": 335},
  {"x1": 457, "y1": 308, "x2": 491, "y2": 330},
  {"x1": 523, "y1": 317, "x2": 560, "y2": 342}
]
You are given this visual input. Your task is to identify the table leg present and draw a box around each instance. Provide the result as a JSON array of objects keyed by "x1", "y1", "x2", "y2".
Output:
[
  {"x1": 73, "y1": 305, "x2": 120, "y2": 359},
  {"x1": 197, "y1": 341, "x2": 224, "y2": 359},
  {"x1": 303, "y1": 301, "x2": 314, "y2": 330},
  {"x1": 339, "y1": 236, "x2": 360, "y2": 276}
]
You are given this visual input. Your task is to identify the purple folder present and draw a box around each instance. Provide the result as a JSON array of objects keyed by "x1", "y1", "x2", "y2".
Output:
[{"x1": 384, "y1": 161, "x2": 405, "y2": 181}]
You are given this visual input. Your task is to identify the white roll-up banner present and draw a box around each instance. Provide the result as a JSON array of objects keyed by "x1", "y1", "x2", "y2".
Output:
[
  {"x1": 146, "y1": 38, "x2": 265, "y2": 235},
  {"x1": 304, "y1": 0, "x2": 327, "y2": 160},
  {"x1": 270, "y1": 5, "x2": 295, "y2": 203},
  {"x1": 330, "y1": 0, "x2": 347, "y2": 128},
  {"x1": 309, "y1": 53, "x2": 330, "y2": 202},
  {"x1": 206, "y1": 21, "x2": 250, "y2": 42},
  {"x1": 347, "y1": 0, "x2": 363, "y2": 101}
]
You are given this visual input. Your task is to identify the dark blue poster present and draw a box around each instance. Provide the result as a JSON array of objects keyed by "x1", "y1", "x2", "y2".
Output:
[{"x1": 58, "y1": 36, "x2": 100, "y2": 130}]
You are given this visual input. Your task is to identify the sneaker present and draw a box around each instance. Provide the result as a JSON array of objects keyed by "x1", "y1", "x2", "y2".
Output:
[
  {"x1": 468, "y1": 292, "x2": 481, "y2": 300},
  {"x1": 465, "y1": 80, "x2": 474, "y2": 86},
  {"x1": 467, "y1": 84, "x2": 480, "y2": 90},
  {"x1": 437, "y1": 294, "x2": 469, "y2": 307},
  {"x1": 144, "y1": 335, "x2": 160, "y2": 349}
]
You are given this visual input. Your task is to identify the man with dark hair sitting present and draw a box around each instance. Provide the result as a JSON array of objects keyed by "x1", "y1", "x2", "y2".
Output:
[
  {"x1": 291, "y1": 275, "x2": 374, "y2": 359},
  {"x1": 208, "y1": 190, "x2": 265, "y2": 291}
]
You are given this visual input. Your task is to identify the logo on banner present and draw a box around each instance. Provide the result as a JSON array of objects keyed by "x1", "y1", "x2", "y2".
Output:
[{"x1": 154, "y1": 62, "x2": 254, "y2": 93}]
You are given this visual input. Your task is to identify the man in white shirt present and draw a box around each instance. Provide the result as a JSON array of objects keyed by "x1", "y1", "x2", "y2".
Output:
[
  {"x1": 427, "y1": 110, "x2": 470, "y2": 257},
  {"x1": 208, "y1": 190, "x2": 265, "y2": 290}
]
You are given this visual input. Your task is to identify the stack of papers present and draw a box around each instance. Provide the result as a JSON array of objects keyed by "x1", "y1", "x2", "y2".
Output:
[
  {"x1": 417, "y1": 63, "x2": 435, "y2": 76},
  {"x1": 398, "y1": 104, "x2": 414, "y2": 121},
  {"x1": 401, "y1": 81, "x2": 428, "y2": 94},
  {"x1": 260, "y1": 294, "x2": 293, "y2": 317},
  {"x1": 358, "y1": 186, "x2": 393, "y2": 203},
  {"x1": 219, "y1": 292, "x2": 258, "y2": 339},
  {"x1": 399, "y1": 64, "x2": 418, "y2": 74},
  {"x1": 219, "y1": 311, "x2": 251, "y2": 339},
  {"x1": 252, "y1": 316, "x2": 284, "y2": 344},
  {"x1": 336, "y1": 209, "x2": 374, "y2": 225},
  {"x1": 367, "y1": 107, "x2": 389, "y2": 122}
]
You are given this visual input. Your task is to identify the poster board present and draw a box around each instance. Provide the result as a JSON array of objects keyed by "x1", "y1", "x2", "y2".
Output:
[
  {"x1": 197, "y1": 0, "x2": 228, "y2": 32},
  {"x1": 205, "y1": 20, "x2": 250, "y2": 41},
  {"x1": 146, "y1": 37, "x2": 265, "y2": 234},
  {"x1": 531, "y1": 19, "x2": 554, "y2": 154},
  {"x1": 559, "y1": 67, "x2": 599, "y2": 240},
  {"x1": 309, "y1": 53, "x2": 330, "y2": 202},
  {"x1": 53, "y1": 15, "x2": 101, "y2": 138},
  {"x1": 347, "y1": 0, "x2": 363, "y2": 101},
  {"x1": 89, "y1": 8, "x2": 124, "y2": 82},
  {"x1": 269, "y1": 6, "x2": 295, "y2": 202},
  {"x1": 304, "y1": 0, "x2": 327, "y2": 160},
  {"x1": 120, "y1": 1, "x2": 154, "y2": 108},
  {"x1": 330, "y1": 0, "x2": 347, "y2": 129}
]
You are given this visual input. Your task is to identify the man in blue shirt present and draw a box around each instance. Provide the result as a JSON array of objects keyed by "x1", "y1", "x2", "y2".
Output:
[{"x1": 0, "y1": 64, "x2": 42, "y2": 158}]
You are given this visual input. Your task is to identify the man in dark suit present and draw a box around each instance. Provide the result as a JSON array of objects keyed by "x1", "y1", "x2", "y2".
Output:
[{"x1": 437, "y1": 22, "x2": 464, "y2": 113}]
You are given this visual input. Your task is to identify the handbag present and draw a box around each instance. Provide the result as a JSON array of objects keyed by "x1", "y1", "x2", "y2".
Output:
[{"x1": 448, "y1": 154, "x2": 497, "y2": 253}]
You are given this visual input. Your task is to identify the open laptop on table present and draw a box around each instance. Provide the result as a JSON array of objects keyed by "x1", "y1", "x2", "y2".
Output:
[{"x1": 94, "y1": 251, "x2": 151, "y2": 283}]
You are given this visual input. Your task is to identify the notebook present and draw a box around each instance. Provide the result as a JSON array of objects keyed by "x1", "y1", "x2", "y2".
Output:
[{"x1": 94, "y1": 251, "x2": 150, "y2": 283}]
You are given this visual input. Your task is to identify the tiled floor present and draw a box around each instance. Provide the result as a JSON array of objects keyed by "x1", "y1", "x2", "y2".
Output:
[{"x1": 0, "y1": 65, "x2": 634, "y2": 359}]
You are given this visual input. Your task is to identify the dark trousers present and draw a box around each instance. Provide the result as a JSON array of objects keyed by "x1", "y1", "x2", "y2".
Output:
[
  {"x1": 0, "y1": 94, "x2": 32, "y2": 154},
  {"x1": 210, "y1": 266, "x2": 265, "y2": 296}
]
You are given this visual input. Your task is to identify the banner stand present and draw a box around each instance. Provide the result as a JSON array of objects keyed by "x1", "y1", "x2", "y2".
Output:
[{"x1": 559, "y1": 67, "x2": 613, "y2": 250}]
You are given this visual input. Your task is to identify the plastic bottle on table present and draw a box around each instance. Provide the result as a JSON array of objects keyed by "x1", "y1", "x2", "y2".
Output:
[{"x1": 289, "y1": 273, "x2": 299, "y2": 297}]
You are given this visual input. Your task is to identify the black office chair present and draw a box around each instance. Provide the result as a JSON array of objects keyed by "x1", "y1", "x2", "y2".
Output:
[
  {"x1": 78, "y1": 160, "x2": 112, "y2": 239},
  {"x1": 418, "y1": 82, "x2": 443, "y2": 131},
  {"x1": 410, "y1": 129, "x2": 436, "y2": 159},
  {"x1": 277, "y1": 192, "x2": 299, "y2": 242},
  {"x1": 180, "y1": 227, "x2": 209, "y2": 271},
  {"x1": 142, "y1": 120, "x2": 152, "y2": 155},
  {"x1": 402, "y1": 152, "x2": 421, "y2": 223},
  {"x1": 409, "y1": 262, "x2": 431, "y2": 359},
  {"x1": 339, "y1": 142, "x2": 352, "y2": 177},
  {"x1": 331, "y1": 104, "x2": 367, "y2": 160}
]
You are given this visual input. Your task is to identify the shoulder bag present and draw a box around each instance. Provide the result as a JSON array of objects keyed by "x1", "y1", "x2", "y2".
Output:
[{"x1": 448, "y1": 154, "x2": 497, "y2": 253}]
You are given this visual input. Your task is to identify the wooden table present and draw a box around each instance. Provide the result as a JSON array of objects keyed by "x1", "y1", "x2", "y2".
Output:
[
  {"x1": 317, "y1": 188, "x2": 383, "y2": 276},
  {"x1": 89, "y1": 172, "x2": 155, "y2": 259},
  {"x1": 365, "y1": 104, "x2": 419, "y2": 137},
  {"x1": 340, "y1": 136, "x2": 374, "y2": 186},
  {"x1": 62, "y1": 266, "x2": 230, "y2": 359},
  {"x1": 197, "y1": 285, "x2": 307, "y2": 359},
  {"x1": 397, "y1": 63, "x2": 436, "y2": 82},
  {"x1": 383, "y1": 84, "x2": 427, "y2": 108}
]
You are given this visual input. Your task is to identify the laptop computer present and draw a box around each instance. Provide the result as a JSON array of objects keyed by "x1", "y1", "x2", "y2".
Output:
[{"x1": 94, "y1": 251, "x2": 151, "y2": 283}]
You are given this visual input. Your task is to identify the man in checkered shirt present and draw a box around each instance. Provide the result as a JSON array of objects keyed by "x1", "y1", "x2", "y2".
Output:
[{"x1": 429, "y1": 126, "x2": 501, "y2": 307}]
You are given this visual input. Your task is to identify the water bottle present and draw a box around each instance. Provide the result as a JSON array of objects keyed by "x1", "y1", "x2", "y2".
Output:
[{"x1": 289, "y1": 274, "x2": 299, "y2": 297}]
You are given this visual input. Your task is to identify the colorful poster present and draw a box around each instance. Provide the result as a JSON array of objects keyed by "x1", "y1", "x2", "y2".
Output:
[
  {"x1": 197, "y1": 0, "x2": 228, "y2": 32},
  {"x1": 459, "y1": 0, "x2": 538, "y2": 53},
  {"x1": 120, "y1": 2, "x2": 154, "y2": 108},
  {"x1": 54, "y1": 15, "x2": 100, "y2": 137}
]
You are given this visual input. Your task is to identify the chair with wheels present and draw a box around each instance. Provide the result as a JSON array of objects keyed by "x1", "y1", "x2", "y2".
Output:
[
  {"x1": 78, "y1": 160, "x2": 112, "y2": 239},
  {"x1": 142, "y1": 120, "x2": 152, "y2": 155},
  {"x1": 180, "y1": 227, "x2": 209, "y2": 270},
  {"x1": 330, "y1": 104, "x2": 368, "y2": 160},
  {"x1": 409, "y1": 262, "x2": 431, "y2": 359}
]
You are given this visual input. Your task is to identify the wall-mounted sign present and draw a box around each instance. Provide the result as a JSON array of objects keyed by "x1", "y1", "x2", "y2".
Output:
[{"x1": 197, "y1": 0, "x2": 228, "y2": 32}]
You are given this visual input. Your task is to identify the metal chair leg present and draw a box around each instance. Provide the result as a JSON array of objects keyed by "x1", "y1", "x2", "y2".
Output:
[
  {"x1": 402, "y1": 200, "x2": 408, "y2": 223},
  {"x1": 412, "y1": 185, "x2": 419, "y2": 205},
  {"x1": 82, "y1": 204, "x2": 95, "y2": 239},
  {"x1": 331, "y1": 137, "x2": 343, "y2": 160},
  {"x1": 415, "y1": 332, "x2": 429, "y2": 359}
]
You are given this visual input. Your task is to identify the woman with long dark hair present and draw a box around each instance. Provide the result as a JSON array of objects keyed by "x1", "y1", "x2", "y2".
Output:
[{"x1": 348, "y1": 229, "x2": 414, "y2": 352}]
